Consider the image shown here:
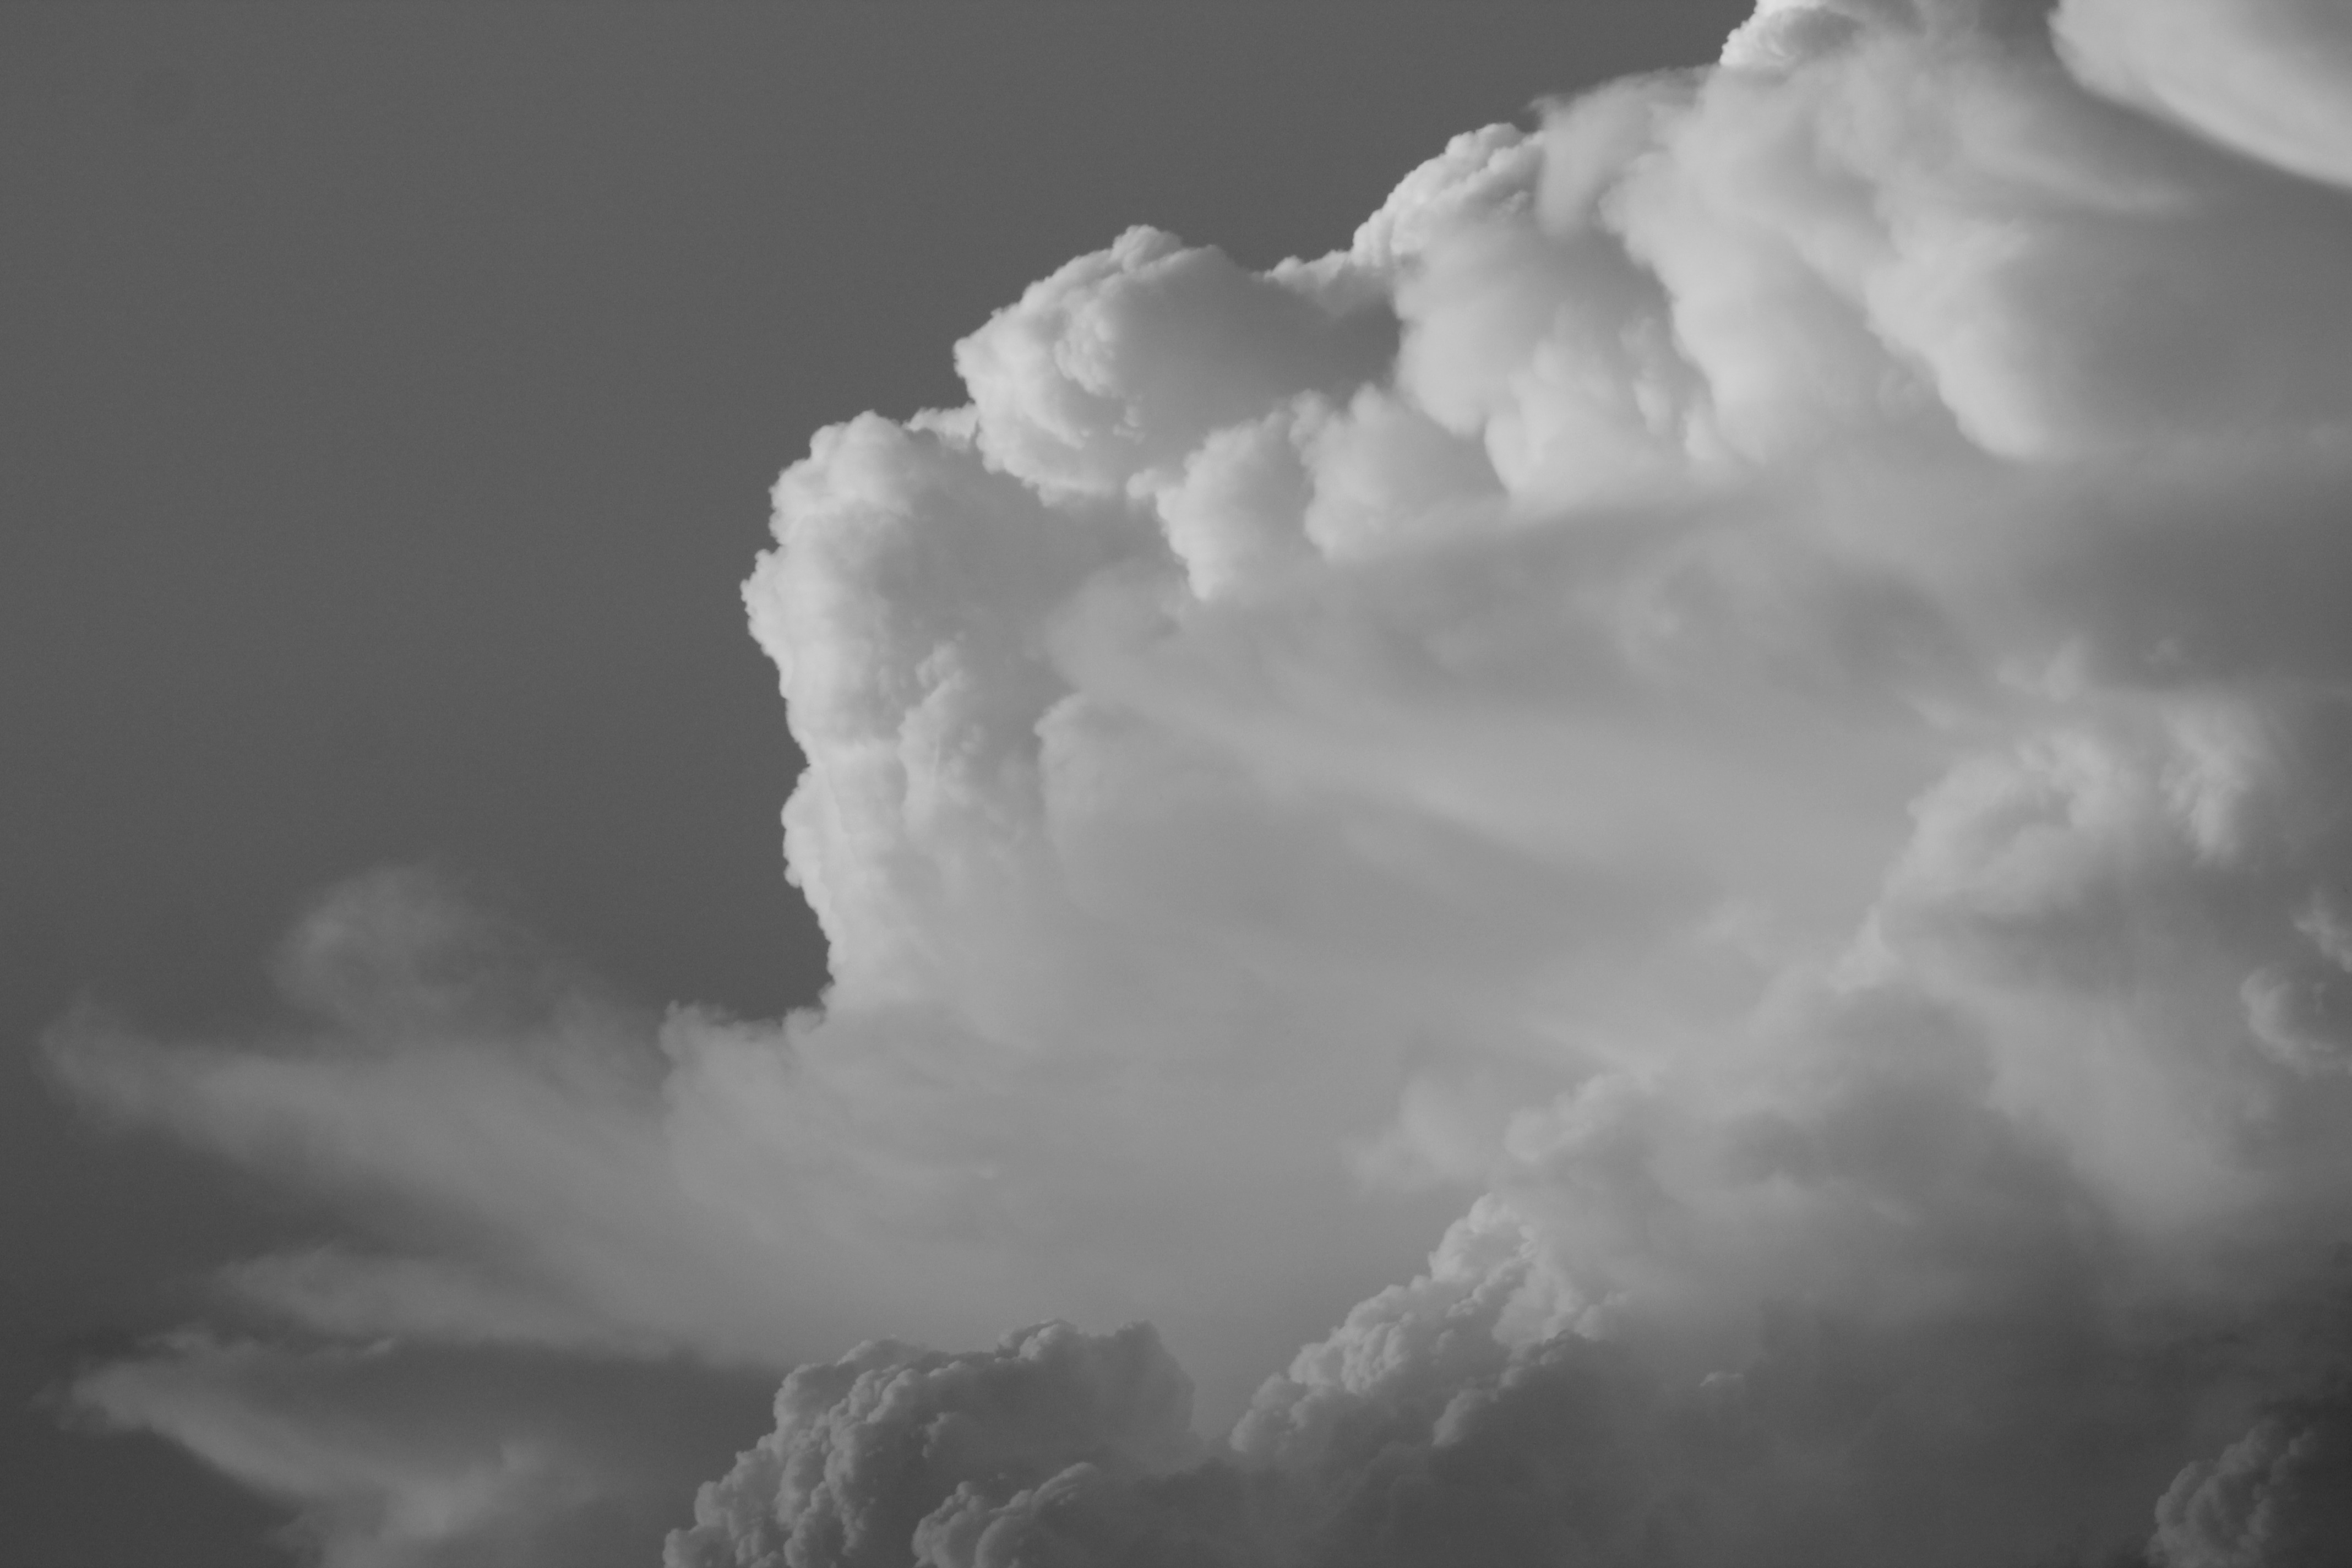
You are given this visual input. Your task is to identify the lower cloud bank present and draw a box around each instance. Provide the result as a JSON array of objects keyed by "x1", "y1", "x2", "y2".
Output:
[{"x1": 668, "y1": 1302, "x2": 2352, "y2": 1568}]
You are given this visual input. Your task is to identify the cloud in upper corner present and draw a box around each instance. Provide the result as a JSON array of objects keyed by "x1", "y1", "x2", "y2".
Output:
[
  {"x1": 2058, "y1": 0, "x2": 2352, "y2": 189},
  {"x1": 49, "y1": 0, "x2": 2352, "y2": 1564}
]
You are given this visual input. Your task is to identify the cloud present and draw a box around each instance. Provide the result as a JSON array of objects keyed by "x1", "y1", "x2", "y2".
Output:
[
  {"x1": 676, "y1": 0, "x2": 2352, "y2": 1561},
  {"x1": 46, "y1": 868, "x2": 859, "y2": 1366},
  {"x1": 47, "y1": 858, "x2": 1444, "y2": 1410},
  {"x1": 2058, "y1": 0, "x2": 2352, "y2": 189},
  {"x1": 66, "y1": 1336, "x2": 758, "y2": 1568},
  {"x1": 52, "y1": 1, "x2": 2352, "y2": 1564},
  {"x1": 2152, "y1": 1390, "x2": 2352, "y2": 1568},
  {"x1": 666, "y1": 1321, "x2": 1208, "y2": 1568}
]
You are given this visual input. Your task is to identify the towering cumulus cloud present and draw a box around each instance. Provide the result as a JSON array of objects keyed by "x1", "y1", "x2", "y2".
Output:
[
  {"x1": 674, "y1": 2, "x2": 2352, "y2": 1565},
  {"x1": 45, "y1": 1, "x2": 2352, "y2": 1564}
]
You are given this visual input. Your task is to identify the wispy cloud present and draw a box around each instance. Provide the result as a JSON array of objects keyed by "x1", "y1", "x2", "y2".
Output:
[{"x1": 67, "y1": 1335, "x2": 755, "y2": 1568}]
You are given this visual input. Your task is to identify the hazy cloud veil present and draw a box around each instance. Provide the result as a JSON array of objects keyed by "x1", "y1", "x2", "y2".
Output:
[{"x1": 51, "y1": 1, "x2": 2352, "y2": 1564}]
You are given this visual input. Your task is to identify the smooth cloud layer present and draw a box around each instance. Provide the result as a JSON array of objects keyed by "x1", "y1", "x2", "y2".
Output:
[{"x1": 51, "y1": 1, "x2": 2352, "y2": 1564}]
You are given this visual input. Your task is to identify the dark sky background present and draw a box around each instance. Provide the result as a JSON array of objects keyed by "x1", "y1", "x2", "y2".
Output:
[{"x1": 0, "y1": 4, "x2": 1752, "y2": 1563}]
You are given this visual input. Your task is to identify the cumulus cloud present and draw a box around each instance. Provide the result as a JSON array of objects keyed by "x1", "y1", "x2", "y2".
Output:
[
  {"x1": 667, "y1": 1322, "x2": 1214, "y2": 1568},
  {"x1": 671, "y1": 0, "x2": 2352, "y2": 1560},
  {"x1": 2150, "y1": 1390, "x2": 2352, "y2": 1568},
  {"x1": 52, "y1": 0, "x2": 2352, "y2": 1563}
]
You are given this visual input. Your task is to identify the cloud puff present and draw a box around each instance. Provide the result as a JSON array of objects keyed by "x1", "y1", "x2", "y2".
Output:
[
  {"x1": 666, "y1": 1322, "x2": 1222, "y2": 1568},
  {"x1": 2152, "y1": 1390, "x2": 2352, "y2": 1568},
  {"x1": 53, "y1": 1, "x2": 2352, "y2": 1563}
]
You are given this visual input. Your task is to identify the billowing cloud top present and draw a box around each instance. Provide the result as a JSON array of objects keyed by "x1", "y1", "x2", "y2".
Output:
[{"x1": 50, "y1": 1, "x2": 2352, "y2": 1564}]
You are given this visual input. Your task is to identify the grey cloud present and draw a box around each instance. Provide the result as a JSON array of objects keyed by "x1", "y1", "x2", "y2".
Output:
[
  {"x1": 2152, "y1": 1391, "x2": 2352, "y2": 1568},
  {"x1": 666, "y1": 1322, "x2": 1215, "y2": 1568}
]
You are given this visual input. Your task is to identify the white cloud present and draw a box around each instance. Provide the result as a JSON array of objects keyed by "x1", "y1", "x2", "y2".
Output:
[
  {"x1": 2059, "y1": 0, "x2": 2352, "y2": 189},
  {"x1": 53, "y1": 1, "x2": 2352, "y2": 1562}
]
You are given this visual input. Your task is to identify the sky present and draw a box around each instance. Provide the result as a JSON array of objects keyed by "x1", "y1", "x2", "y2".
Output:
[{"x1": 12, "y1": 2, "x2": 2352, "y2": 1567}]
